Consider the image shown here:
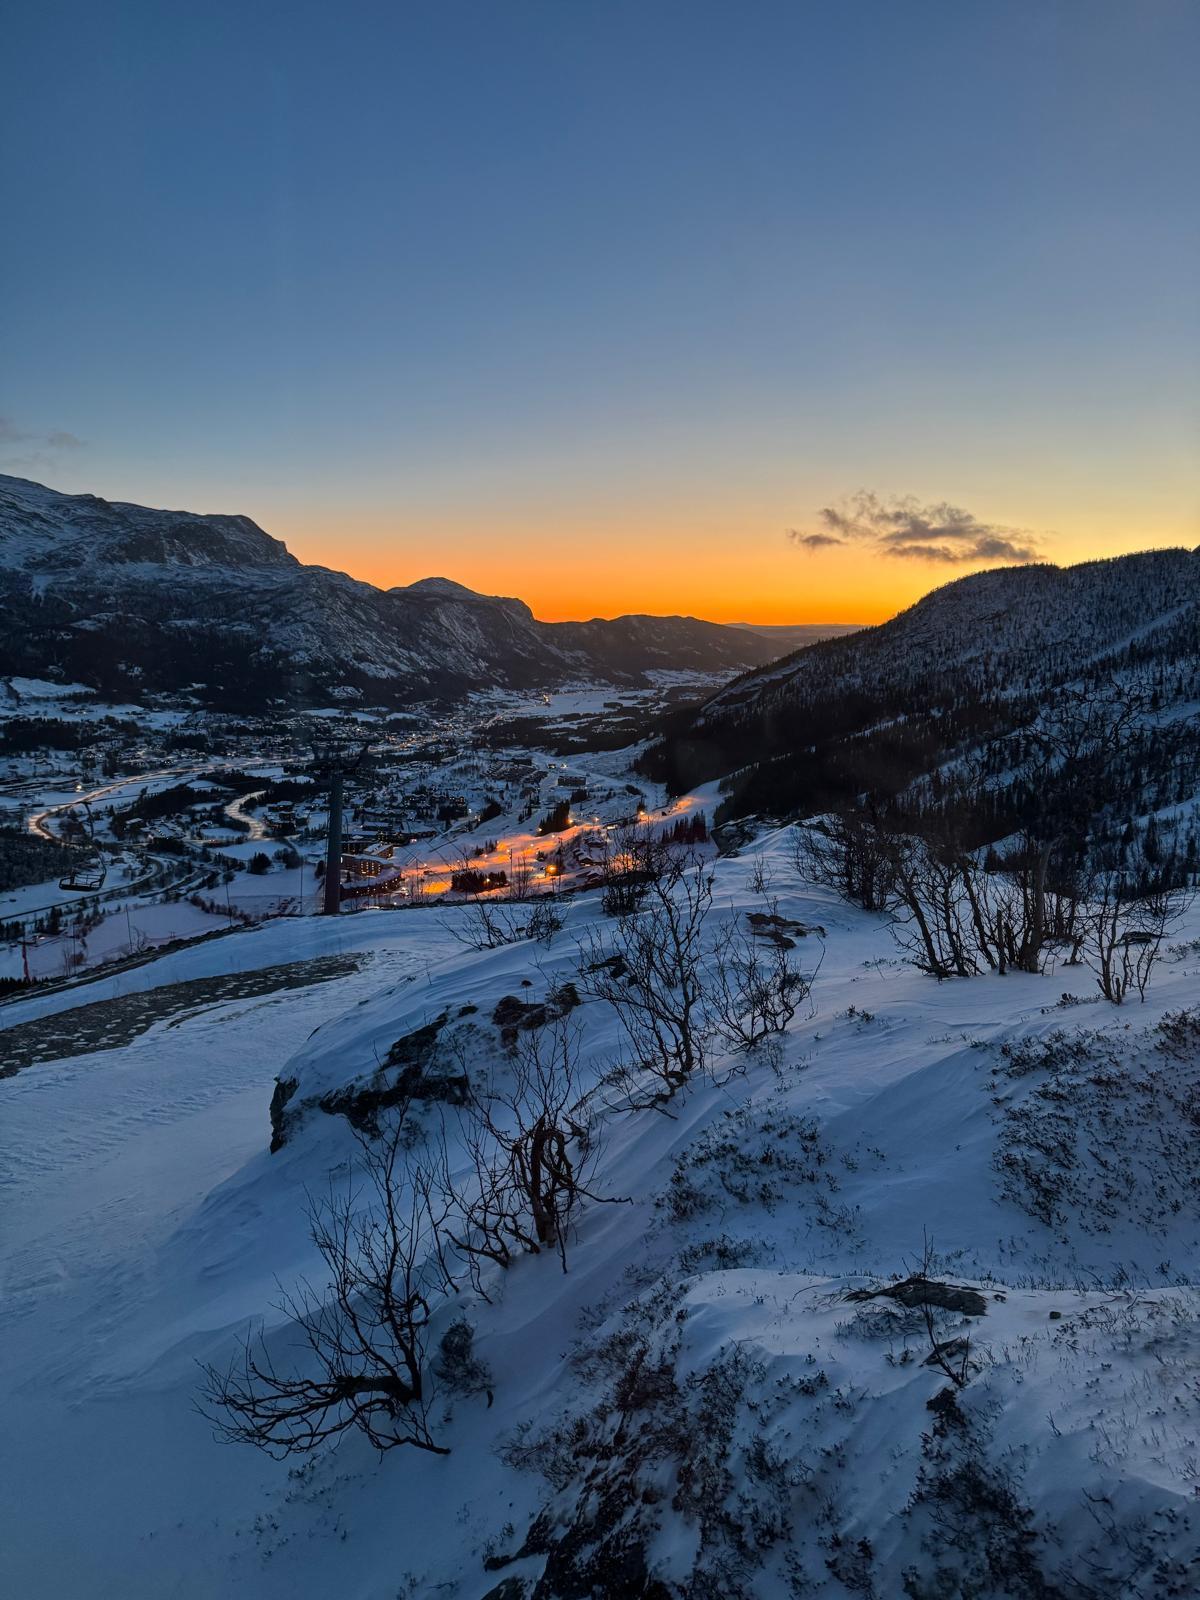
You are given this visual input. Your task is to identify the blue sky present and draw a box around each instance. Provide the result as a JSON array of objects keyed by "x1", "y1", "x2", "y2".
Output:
[{"x1": 2, "y1": 1, "x2": 1197, "y2": 620}]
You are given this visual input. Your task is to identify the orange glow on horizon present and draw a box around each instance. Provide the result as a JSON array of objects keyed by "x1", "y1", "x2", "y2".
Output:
[
  {"x1": 279, "y1": 528, "x2": 907, "y2": 626},
  {"x1": 268, "y1": 506, "x2": 1194, "y2": 630}
]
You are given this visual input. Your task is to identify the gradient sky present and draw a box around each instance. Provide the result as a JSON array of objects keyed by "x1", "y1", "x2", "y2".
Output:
[{"x1": 2, "y1": 1, "x2": 1197, "y2": 623}]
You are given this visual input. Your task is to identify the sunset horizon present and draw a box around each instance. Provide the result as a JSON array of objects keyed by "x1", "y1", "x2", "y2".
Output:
[
  {"x1": 3, "y1": 7, "x2": 1199, "y2": 1595},
  {"x1": 5, "y1": 3, "x2": 1195, "y2": 629},
  {"x1": 5, "y1": 460, "x2": 1193, "y2": 627}
]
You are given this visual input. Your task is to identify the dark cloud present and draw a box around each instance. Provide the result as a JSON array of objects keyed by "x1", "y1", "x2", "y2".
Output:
[
  {"x1": 0, "y1": 416, "x2": 86, "y2": 474},
  {"x1": 790, "y1": 491, "x2": 1042, "y2": 565},
  {"x1": 786, "y1": 528, "x2": 845, "y2": 551}
]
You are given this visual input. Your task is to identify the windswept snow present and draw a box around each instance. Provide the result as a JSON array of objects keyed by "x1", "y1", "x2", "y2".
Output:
[{"x1": 1, "y1": 830, "x2": 1198, "y2": 1597}]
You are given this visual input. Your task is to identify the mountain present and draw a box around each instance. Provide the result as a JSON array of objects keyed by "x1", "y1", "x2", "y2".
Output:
[
  {"x1": 645, "y1": 549, "x2": 1200, "y2": 868},
  {"x1": 0, "y1": 475, "x2": 794, "y2": 709},
  {"x1": 729, "y1": 620, "x2": 864, "y2": 653}
]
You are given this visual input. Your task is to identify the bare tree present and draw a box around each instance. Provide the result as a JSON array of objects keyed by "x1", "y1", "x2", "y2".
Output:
[
  {"x1": 883, "y1": 833, "x2": 980, "y2": 980},
  {"x1": 808, "y1": 808, "x2": 1088, "y2": 982},
  {"x1": 580, "y1": 852, "x2": 713, "y2": 1106},
  {"x1": 597, "y1": 824, "x2": 678, "y2": 918},
  {"x1": 199, "y1": 1113, "x2": 454, "y2": 1458},
  {"x1": 508, "y1": 852, "x2": 536, "y2": 899},
  {"x1": 793, "y1": 810, "x2": 896, "y2": 913},
  {"x1": 984, "y1": 677, "x2": 1151, "y2": 969},
  {"x1": 446, "y1": 1021, "x2": 603, "y2": 1287},
  {"x1": 1082, "y1": 879, "x2": 1186, "y2": 1003},
  {"x1": 708, "y1": 900, "x2": 822, "y2": 1051},
  {"x1": 971, "y1": 842, "x2": 1091, "y2": 975}
]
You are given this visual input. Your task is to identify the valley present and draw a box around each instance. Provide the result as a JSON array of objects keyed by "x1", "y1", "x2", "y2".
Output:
[
  {"x1": 6, "y1": 7, "x2": 1194, "y2": 1592},
  {"x1": 0, "y1": 674, "x2": 718, "y2": 985},
  {"x1": 2, "y1": 489, "x2": 1199, "y2": 1599}
]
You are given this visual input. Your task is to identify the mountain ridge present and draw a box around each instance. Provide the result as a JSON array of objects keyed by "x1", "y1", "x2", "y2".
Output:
[
  {"x1": 0, "y1": 475, "x2": 838, "y2": 709},
  {"x1": 644, "y1": 545, "x2": 1200, "y2": 848}
]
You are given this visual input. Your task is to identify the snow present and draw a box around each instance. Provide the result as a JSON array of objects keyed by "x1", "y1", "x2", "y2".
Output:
[
  {"x1": 0, "y1": 898, "x2": 233, "y2": 980},
  {"x1": 1, "y1": 826, "x2": 1198, "y2": 1596},
  {"x1": 2, "y1": 676, "x2": 95, "y2": 701}
]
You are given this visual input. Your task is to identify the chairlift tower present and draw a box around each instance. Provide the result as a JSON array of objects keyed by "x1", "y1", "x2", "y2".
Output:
[{"x1": 313, "y1": 738, "x2": 370, "y2": 916}]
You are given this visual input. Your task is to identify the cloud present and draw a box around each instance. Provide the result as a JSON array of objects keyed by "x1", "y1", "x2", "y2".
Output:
[
  {"x1": 0, "y1": 416, "x2": 86, "y2": 475},
  {"x1": 786, "y1": 529, "x2": 844, "y2": 551},
  {"x1": 789, "y1": 491, "x2": 1043, "y2": 565}
]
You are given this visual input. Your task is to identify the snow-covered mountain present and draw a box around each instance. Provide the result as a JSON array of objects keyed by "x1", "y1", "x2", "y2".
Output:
[
  {"x1": 0, "y1": 476, "x2": 795, "y2": 707},
  {"x1": 648, "y1": 548, "x2": 1200, "y2": 834}
]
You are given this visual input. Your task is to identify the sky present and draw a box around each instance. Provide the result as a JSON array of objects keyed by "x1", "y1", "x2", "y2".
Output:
[{"x1": 1, "y1": 0, "x2": 1197, "y2": 624}]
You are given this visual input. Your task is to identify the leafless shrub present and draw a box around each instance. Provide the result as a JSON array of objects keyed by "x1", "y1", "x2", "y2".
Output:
[
  {"x1": 596, "y1": 824, "x2": 690, "y2": 917},
  {"x1": 911, "y1": 1233, "x2": 973, "y2": 1390},
  {"x1": 580, "y1": 852, "x2": 714, "y2": 1107},
  {"x1": 446, "y1": 1020, "x2": 606, "y2": 1289},
  {"x1": 793, "y1": 810, "x2": 895, "y2": 913},
  {"x1": 198, "y1": 1112, "x2": 454, "y2": 1457},
  {"x1": 661, "y1": 1104, "x2": 832, "y2": 1222},
  {"x1": 433, "y1": 1316, "x2": 492, "y2": 1398},
  {"x1": 1082, "y1": 880, "x2": 1188, "y2": 1003},
  {"x1": 1156, "y1": 1006, "x2": 1200, "y2": 1059},
  {"x1": 444, "y1": 898, "x2": 527, "y2": 951},
  {"x1": 887, "y1": 834, "x2": 981, "y2": 979},
  {"x1": 709, "y1": 900, "x2": 821, "y2": 1051},
  {"x1": 525, "y1": 897, "x2": 564, "y2": 945},
  {"x1": 849, "y1": 1235, "x2": 980, "y2": 1389},
  {"x1": 802, "y1": 808, "x2": 1093, "y2": 982},
  {"x1": 748, "y1": 852, "x2": 772, "y2": 897},
  {"x1": 445, "y1": 893, "x2": 564, "y2": 952},
  {"x1": 973, "y1": 836, "x2": 1091, "y2": 975}
]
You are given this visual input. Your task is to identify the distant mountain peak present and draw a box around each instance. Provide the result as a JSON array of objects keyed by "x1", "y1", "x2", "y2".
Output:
[
  {"x1": 0, "y1": 474, "x2": 795, "y2": 708},
  {"x1": 0, "y1": 472, "x2": 296, "y2": 572},
  {"x1": 398, "y1": 576, "x2": 483, "y2": 598}
]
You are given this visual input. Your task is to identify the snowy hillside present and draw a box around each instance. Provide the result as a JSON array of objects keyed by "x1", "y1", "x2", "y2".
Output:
[
  {"x1": 3, "y1": 827, "x2": 1198, "y2": 1597},
  {"x1": 645, "y1": 549, "x2": 1200, "y2": 867},
  {"x1": 0, "y1": 475, "x2": 801, "y2": 708},
  {"x1": 700, "y1": 550, "x2": 1200, "y2": 724}
]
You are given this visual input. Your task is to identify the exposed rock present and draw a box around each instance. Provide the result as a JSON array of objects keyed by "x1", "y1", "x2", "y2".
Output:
[
  {"x1": 491, "y1": 983, "x2": 580, "y2": 1047},
  {"x1": 847, "y1": 1275, "x2": 989, "y2": 1317},
  {"x1": 268, "y1": 1076, "x2": 298, "y2": 1153},
  {"x1": 316, "y1": 1011, "x2": 468, "y2": 1136},
  {"x1": 745, "y1": 910, "x2": 822, "y2": 949}
]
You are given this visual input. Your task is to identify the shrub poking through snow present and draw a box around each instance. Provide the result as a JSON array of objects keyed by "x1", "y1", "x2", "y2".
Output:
[
  {"x1": 441, "y1": 1020, "x2": 611, "y2": 1292},
  {"x1": 199, "y1": 1105, "x2": 455, "y2": 1457},
  {"x1": 580, "y1": 849, "x2": 714, "y2": 1107},
  {"x1": 708, "y1": 895, "x2": 822, "y2": 1052}
]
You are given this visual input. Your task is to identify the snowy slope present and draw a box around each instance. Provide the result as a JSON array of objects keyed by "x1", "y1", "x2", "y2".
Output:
[
  {"x1": 699, "y1": 549, "x2": 1200, "y2": 725},
  {"x1": 646, "y1": 547, "x2": 1200, "y2": 839},
  {"x1": 2, "y1": 829, "x2": 1198, "y2": 1597}
]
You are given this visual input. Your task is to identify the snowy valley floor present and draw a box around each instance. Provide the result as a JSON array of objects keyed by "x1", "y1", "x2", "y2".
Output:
[{"x1": 2, "y1": 831, "x2": 1199, "y2": 1597}]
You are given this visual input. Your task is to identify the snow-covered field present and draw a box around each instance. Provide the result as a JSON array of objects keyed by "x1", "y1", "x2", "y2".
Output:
[{"x1": 2, "y1": 830, "x2": 1198, "y2": 1597}]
